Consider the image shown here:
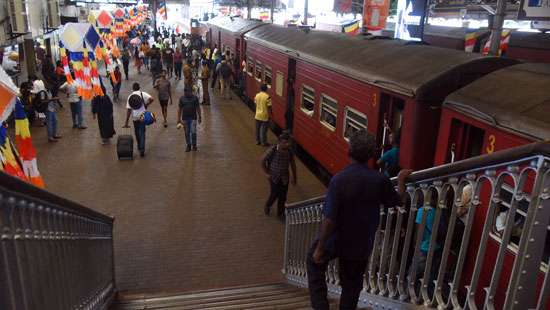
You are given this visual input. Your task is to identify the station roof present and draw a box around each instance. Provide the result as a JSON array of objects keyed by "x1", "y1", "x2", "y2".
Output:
[
  {"x1": 444, "y1": 63, "x2": 550, "y2": 141},
  {"x1": 207, "y1": 16, "x2": 266, "y2": 35},
  {"x1": 245, "y1": 24, "x2": 515, "y2": 100}
]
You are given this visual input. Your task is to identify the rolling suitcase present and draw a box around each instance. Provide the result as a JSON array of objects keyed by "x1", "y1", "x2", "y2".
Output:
[{"x1": 117, "y1": 135, "x2": 134, "y2": 159}]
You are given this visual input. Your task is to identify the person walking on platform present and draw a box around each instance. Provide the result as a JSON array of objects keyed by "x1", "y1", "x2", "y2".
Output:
[
  {"x1": 124, "y1": 82, "x2": 154, "y2": 157},
  {"x1": 59, "y1": 76, "x2": 86, "y2": 129},
  {"x1": 306, "y1": 129, "x2": 411, "y2": 310},
  {"x1": 200, "y1": 60, "x2": 210, "y2": 105},
  {"x1": 177, "y1": 86, "x2": 202, "y2": 152},
  {"x1": 173, "y1": 47, "x2": 184, "y2": 80},
  {"x1": 154, "y1": 70, "x2": 173, "y2": 127},
  {"x1": 254, "y1": 84, "x2": 271, "y2": 146},
  {"x1": 121, "y1": 48, "x2": 131, "y2": 80},
  {"x1": 261, "y1": 131, "x2": 297, "y2": 219},
  {"x1": 110, "y1": 66, "x2": 122, "y2": 102},
  {"x1": 183, "y1": 59, "x2": 193, "y2": 88},
  {"x1": 219, "y1": 59, "x2": 233, "y2": 100},
  {"x1": 92, "y1": 86, "x2": 116, "y2": 145}
]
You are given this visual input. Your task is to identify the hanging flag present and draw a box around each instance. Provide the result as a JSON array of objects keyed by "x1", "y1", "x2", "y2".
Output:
[
  {"x1": 464, "y1": 30, "x2": 477, "y2": 53},
  {"x1": 82, "y1": 45, "x2": 93, "y2": 100},
  {"x1": 14, "y1": 98, "x2": 44, "y2": 188},
  {"x1": 483, "y1": 30, "x2": 511, "y2": 56},
  {"x1": 89, "y1": 53, "x2": 104, "y2": 97},
  {"x1": 343, "y1": 20, "x2": 360, "y2": 35},
  {"x1": 0, "y1": 126, "x2": 27, "y2": 181},
  {"x1": 59, "y1": 45, "x2": 74, "y2": 84},
  {"x1": 0, "y1": 67, "x2": 18, "y2": 122},
  {"x1": 157, "y1": 1, "x2": 167, "y2": 20},
  {"x1": 259, "y1": 11, "x2": 269, "y2": 21}
]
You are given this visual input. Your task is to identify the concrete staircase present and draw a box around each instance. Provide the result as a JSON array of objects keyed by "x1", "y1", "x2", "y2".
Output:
[{"x1": 111, "y1": 283, "x2": 320, "y2": 310}]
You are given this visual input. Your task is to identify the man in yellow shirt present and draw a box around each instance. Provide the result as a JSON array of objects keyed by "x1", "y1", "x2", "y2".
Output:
[{"x1": 255, "y1": 84, "x2": 272, "y2": 146}]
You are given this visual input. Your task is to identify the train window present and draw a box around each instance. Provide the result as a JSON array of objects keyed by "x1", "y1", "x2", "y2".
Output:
[
  {"x1": 491, "y1": 184, "x2": 550, "y2": 269},
  {"x1": 247, "y1": 57, "x2": 254, "y2": 76},
  {"x1": 344, "y1": 107, "x2": 368, "y2": 141},
  {"x1": 300, "y1": 85, "x2": 315, "y2": 116},
  {"x1": 265, "y1": 66, "x2": 273, "y2": 88},
  {"x1": 255, "y1": 61, "x2": 263, "y2": 81},
  {"x1": 275, "y1": 72, "x2": 284, "y2": 97},
  {"x1": 320, "y1": 95, "x2": 338, "y2": 131},
  {"x1": 448, "y1": 120, "x2": 485, "y2": 163}
]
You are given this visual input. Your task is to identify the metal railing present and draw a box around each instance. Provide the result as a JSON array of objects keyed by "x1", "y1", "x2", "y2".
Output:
[
  {"x1": 284, "y1": 142, "x2": 550, "y2": 310},
  {"x1": 0, "y1": 172, "x2": 116, "y2": 310}
]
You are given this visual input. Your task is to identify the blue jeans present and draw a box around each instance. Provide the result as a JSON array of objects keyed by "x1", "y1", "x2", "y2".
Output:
[
  {"x1": 133, "y1": 120, "x2": 146, "y2": 153},
  {"x1": 46, "y1": 110, "x2": 57, "y2": 138},
  {"x1": 183, "y1": 119, "x2": 197, "y2": 147},
  {"x1": 256, "y1": 120, "x2": 268, "y2": 144},
  {"x1": 70, "y1": 100, "x2": 83, "y2": 127}
]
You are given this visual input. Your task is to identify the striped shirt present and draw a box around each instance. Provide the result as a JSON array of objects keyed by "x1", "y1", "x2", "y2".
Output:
[{"x1": 267, "y1": 146, "x2": 294, "y2": 185}]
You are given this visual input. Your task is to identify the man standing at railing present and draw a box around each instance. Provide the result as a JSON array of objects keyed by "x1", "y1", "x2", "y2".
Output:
[{"x1": 307, "y1": 129, "x2": 411, "y2": 310}]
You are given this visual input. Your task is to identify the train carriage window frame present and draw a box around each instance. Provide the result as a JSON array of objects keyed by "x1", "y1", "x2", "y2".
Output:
[
  {"x1": 264, "y1": 66, "x2": 273, "y2": 89},
  {"x1": 343, "y1": 107, "x2": 368, "y2": 142},
  {"x1": 489, "y1": 183, "x2": 550, "y2": 272},
  {"x1": 300, "y1": 85, "x2": 315, "y2": 117},
  {"x1": 247, "y1": 57, "x2": 254, "y2": 77},
  {"x1": 319, "y1": 94, "x2": 338, "y2": 131},
  {"x1": 255, "y1": 61, "x2": 263, "y2": 82}
]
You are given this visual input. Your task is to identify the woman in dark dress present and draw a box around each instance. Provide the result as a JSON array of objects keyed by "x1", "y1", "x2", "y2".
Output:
[{"x1": 92, "y1": 86, "x2": 116, "y2": 144}]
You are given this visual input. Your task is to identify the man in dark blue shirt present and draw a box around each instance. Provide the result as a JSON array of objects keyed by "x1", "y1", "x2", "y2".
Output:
[{"x1": 307, "y1": 129, "x2": 411, "y2": 310}]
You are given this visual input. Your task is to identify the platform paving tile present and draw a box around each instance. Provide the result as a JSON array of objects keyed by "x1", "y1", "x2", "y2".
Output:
[{"x1": 30, "y1": 66, "x2": 326, "y2": 294}]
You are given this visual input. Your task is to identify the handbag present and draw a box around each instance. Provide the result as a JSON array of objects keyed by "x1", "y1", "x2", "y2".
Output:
[{"x1": 141, "y1": 111, "x2": 156, "y2": 126}]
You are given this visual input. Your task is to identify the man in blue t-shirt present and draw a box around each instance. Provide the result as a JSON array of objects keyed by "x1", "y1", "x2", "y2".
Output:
[
  {"x1": 377, "y1": 131, "x2": 400, "y2": 177},
  {"x1": 307, "y1": 129, "x2": 411, "y2": 310}
]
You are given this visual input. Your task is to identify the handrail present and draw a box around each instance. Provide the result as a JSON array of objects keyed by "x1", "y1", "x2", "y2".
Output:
[
  {"x1": 0, "y1": 172, "x2": 114, "y2": 223},
  {"x1": 1, "y1": 172, "x2": 116, "y2": 310},
  {"x1": 283, "y1": 142, "x2": 550, "y2": 310}
]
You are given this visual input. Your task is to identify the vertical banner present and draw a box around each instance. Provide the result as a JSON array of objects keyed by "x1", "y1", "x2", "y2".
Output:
[
  {"x1": 363, "y1": 0, "x2": 390, "y2": 31},
  {"x1": 394, "y1": 0, "x2": 428, "y2": 40}
]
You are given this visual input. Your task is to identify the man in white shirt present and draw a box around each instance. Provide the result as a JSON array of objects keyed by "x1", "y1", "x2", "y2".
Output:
[
  {"x1": 124, "y1": 82, "x2": 154, "y2": 157},
  {"x1": 59, "y1": 80, "x2": 86, "y2": 129}
]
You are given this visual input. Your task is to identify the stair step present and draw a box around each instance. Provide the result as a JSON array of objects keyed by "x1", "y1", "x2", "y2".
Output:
[{"x1": 112, "y1": 283, "x2": 314, "y2": 310}]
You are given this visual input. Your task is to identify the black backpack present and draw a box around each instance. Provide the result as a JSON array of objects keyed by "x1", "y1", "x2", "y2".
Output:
[
  {"x1": 33, "y1": 90, "x2": 49, "y2": 113},
  {"x1": 128, "y1": 93, "x2": 145, "y2": 110}
]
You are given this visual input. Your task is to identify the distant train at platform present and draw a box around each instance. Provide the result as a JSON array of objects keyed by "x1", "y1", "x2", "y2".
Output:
[{"x1": 206, "y1": 18, "x2": 550, "y2": 309}]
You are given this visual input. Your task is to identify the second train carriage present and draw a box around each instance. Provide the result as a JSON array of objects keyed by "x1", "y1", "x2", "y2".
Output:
[
  {"x1": 436, "y1": 63, "x2": 550, "y2": 166},
  {"x1": 243, "y1": 24, "x2": 517, "y2": 174},
  {"x1": 207, "y1": 16, "x2": 265, "y2": 65}
]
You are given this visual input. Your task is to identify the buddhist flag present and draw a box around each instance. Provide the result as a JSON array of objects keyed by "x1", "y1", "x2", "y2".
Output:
[
  {"x1": 0, "y1": 66, "x2": 18, "y2": 122},
  {"x1": 0, "y1": 125, "x2": 27, "y2": 181},
  {"x1": 14, "y1": 98, "x2": 44, "y2": 187},
  {"x1": 343, "y1": 20, "x2": 360, "y2": 36},
  {"x1": 464, "y1": 30, "x2": 477, "y2": 53},
  {"x1": 483, "y1": 30, "x2": 511, "y2": 56}
]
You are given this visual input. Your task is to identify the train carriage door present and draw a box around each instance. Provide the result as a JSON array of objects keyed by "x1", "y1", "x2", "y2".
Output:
[
  {"x1": 379, "y1": 93, "x2": 405, "y2": 152},
  {"x1": 235, "y1": 38, "x2": 241, "y2": 61},
  {"x1": 217, "y1": 30, "x2": 221, "y2": 50},
  {"x1": 447, "y1": 119, "x2": 485, "y2": 163},
  {"x1": 286, "y1": 58, "x2": 297, "y2": 131}
]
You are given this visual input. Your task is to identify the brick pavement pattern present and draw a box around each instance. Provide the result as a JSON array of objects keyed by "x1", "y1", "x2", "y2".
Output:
[{"x1": 30, "y1": 65, "x2": 326, "y2": 294}]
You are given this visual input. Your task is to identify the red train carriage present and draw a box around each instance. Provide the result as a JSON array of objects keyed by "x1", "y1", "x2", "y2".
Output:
[
  {"x1": 207, "y1": 16, "x2": 265, "y2": 65},
  {"x1": 435, "y1": 63, "x2": 550, "y2": 309},
  {"x1": 435, "y1": 63, "x2": 550, "y2": 165},
  {"x1": 244, "y1": 24, "x2": 517, "y2": 174}
]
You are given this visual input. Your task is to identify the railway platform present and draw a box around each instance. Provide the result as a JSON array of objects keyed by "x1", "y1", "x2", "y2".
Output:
[{"x1": 29, "y1": 67, "x2": 326, "y2": 295}]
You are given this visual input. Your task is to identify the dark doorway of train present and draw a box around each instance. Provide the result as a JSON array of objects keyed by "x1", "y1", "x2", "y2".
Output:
[{"x1": 285, "y1": 58, "x2": 297, "y2": 132}]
